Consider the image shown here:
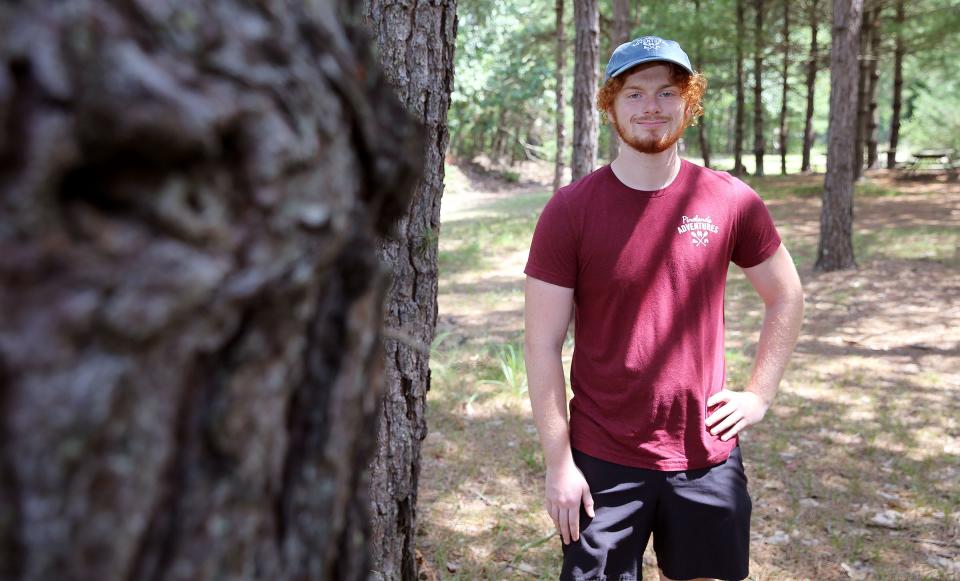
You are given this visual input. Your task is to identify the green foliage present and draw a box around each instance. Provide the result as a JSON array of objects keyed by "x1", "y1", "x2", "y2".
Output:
[
  {"x1": 450, "y1": 0, "x2": 960, "y2": 167},
  {"x1": 451, "y1": 0, "x2": 557, "y2": 162},
  {"x1": 900, "y1": 67, "x2": 960, "y2": 151}
]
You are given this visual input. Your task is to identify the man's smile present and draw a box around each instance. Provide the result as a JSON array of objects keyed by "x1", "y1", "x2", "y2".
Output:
[{"x1": 634, "y1": 118, "x2": 670, "y2": 127}]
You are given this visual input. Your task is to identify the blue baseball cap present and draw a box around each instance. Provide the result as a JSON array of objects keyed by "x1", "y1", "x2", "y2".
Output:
[{"x1": 605, "y1": 36, "x2": 694, "y2": 80}]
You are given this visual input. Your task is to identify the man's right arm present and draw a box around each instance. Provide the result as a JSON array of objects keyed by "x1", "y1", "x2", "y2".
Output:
[{"x1": 524, "y1": 276, "x2": 594, "y2": 545}]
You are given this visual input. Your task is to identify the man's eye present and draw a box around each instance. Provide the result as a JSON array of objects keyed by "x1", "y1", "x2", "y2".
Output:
[
  {"x1": 627, "y1": 93, "x2": 641, "y2": 99},
  {"x1": 660, "y1": 91, "x2": 676, "y2": 97}
]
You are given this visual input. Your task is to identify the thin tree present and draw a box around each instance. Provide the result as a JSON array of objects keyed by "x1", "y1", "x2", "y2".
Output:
[
  {"x1": 887, "y1": 0, "x2": 905, "y2": 169},
  {"x1": 363, "y1": 1, "x2": 458, "y2": 579},
  {"x1": 572, "y1": 0, "x2": 600, "y2": 181},
  {"x1": 853, "y1": 2, "x2": 876, "y2": 180},
  {"x1": 607, "y1": 0, "x2": 632, "y2": 162},
  {"x1": 779, "y1": 0, "x2": 791, "y2": 175},
  {"x1": 695, "y1": 0, "x2": 712, "y2": 168},
  {"x1": 801, "y1": 0, "x2": 820, "y2": 173},
  {"x1": 816, "y1": 0, "x2": 864, "y2": 272},
  {"x1": 0, "y1": 1, "x2": 424, "y2": 578},
  {"x1": 865, "y1": 4, "x2": 882, "y2": 169},
  {"x1": 734, "y1": 0, "x2": 747, "y2": 176},
  {"x1": 754, "y1": 0, "x2": 766, "y2": 177},
  {"x1": 554, "y1": 0, "x2": 568, "y2": 192}
]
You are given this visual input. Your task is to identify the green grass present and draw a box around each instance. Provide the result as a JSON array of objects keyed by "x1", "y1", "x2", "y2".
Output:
[
  {"x1": 479, "y1": 342, "x2": 528, "y2": 396},
  {"x1": 748, "y1": 175, "x2": 912, "y2": 201},
  {"x1": 709, "y1": 153, "x2": 829, "y2": 176},
  {"x1": 439, "y1": 194, "x2": 548, "y2": 275},
  {"x1": 856, "y1": 225, "x2": 960, "y2": 262}
]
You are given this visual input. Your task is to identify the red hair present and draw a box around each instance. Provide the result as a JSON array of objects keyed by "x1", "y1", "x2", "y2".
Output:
[{"x1": 596, "y1": 62, "x2": 707, "y2": 127}]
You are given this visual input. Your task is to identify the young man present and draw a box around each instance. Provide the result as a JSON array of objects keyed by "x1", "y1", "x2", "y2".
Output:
[{"x1": 524, "y1": 36, "x2": 804, "y2": 581}]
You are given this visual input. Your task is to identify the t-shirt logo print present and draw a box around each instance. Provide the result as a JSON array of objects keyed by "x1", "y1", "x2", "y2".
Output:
[{"x1": 676, "y1": 215, "x2": 720, "y2": 248}]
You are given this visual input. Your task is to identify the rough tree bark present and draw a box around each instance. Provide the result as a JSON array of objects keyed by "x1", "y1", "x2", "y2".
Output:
[
  {"x1": 887, "y1": 0, "x2": 905, "y2": 169},
  {"x1": 554, "y1": 0, "x2": 568, "y2": 192},
  {"x1": 572, "y1": 0, "x2": 599, "y2": 181},
  {"x1": 0, "y1": 1, "x2": 423, "y2": 580},
  {"x1": 779, "y1": 0, "x2": 791, "y2": 176},
  {"x1": 753, "y1": 0, "x2": 766, "y2": 177},
  {"x1": 695, "y1": 0, "x2": 712, "y2": 168},
  {"x1": 735, "y1": 0, "x2": 747, "y2": 176},
  {"x1": 865, "y1": 4, "x2": 881, "y2": 169},
  {"x1": 816, "y1": 0, "x2": 863, "y2": 272},
  {"x1": 362, "y1": 1, "x2": 458, "y2": 580},
  {"x1": 801, "y1": 0, "x2": 820, "y2": 173},
  {"x1": 607, "y1": 0, "x2": 631, "y2": 163}
]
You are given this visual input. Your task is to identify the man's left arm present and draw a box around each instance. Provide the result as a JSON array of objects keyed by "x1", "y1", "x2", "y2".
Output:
[{"x1": 705, "y1": 244, "x2": 805, "y2": 441}]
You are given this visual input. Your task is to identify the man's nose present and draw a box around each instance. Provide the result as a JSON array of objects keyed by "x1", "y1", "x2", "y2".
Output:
[{"x1": 639, "y1": 93, "x2": 660, "y2": 115}]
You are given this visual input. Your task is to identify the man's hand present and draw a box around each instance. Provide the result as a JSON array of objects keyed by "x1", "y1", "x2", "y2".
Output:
[
  {"x1": 544, "y1": 460, "x2": 595, "y2": 545},
  {"x1": 705, "y1": 389, "x2": 769, "y2": 441}
]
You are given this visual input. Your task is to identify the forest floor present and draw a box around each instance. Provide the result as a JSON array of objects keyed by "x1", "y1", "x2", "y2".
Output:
[{"x1": 417, "y1": 159, "x2": 960, "y2": 580}]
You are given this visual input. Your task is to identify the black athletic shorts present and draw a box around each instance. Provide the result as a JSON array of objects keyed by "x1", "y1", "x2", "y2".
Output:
[{"x1": 560, "y1": 445, "x2": 751, "y2": 581}]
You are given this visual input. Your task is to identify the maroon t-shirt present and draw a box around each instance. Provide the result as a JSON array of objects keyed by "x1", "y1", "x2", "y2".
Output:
[{"x1": 524, "y1": 159, "x2": 781, "y2": 470}]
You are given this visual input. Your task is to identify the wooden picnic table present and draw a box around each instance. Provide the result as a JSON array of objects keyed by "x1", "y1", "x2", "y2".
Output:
[{"x1": 907, "y1": 149, "x2": 956, "y2": 172}]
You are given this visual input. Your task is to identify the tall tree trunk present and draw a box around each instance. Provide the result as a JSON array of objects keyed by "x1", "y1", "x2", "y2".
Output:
[
  {"x1": 853, "y1": 1, "x2": 874, "y2": 180},
  {"x1": 0, "y1": 1, "x2": 423, "y2": 580},
  {"x1": 695, "y1": 0, "x2": 712, "y2": 168},
  {"x1": 572, "y1": 0, "x2": 600, "y2": 181},
  {"x1": 816, "y1": 0, "x2": 863, "y2": 272},
  {"x1": 887, "y1": 0, "x2": 905, "y2": 169},
  {"x1": 754, "y1": 0, "x2": 766, "y2": 177},
  {"x1": 779, "y1": 0, "x2": 791, "y2": 175},
  {"x1": 491, "y1": 107, "x2": 507, "y2": 163},
  {"x1": 607, "y1": 0, "x2": 631, "y2": 163},
  {"x1": 865, "y1": 5, "x2": 881, "y2": 169},
  {"x1": 735, "y1": 0, "x2": 747, "y2": 176},
  {"x1": 801, "y1": 0, "x2": 820, "y2": 173},
  {"x1": 362, "y1": 1, "x2": 458, "y2": 580},
  {"x1": 554, "y1": 0, "x2": 568, "y2": 192}
]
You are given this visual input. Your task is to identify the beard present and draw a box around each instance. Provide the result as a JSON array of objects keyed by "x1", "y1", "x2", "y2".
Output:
[{"x1": 611, "y1": 110, "x2": 686, "y2": 154}]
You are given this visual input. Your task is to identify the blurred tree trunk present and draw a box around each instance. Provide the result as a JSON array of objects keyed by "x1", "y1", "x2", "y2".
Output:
[
  {"x1": 492, "y1": 107, "x2": 507, "y2": 162},
  {"x1": 801, "y1": 0, "x2": 820, "y2": 173},
  {"x1": 753, "y1": 0, "x2": 766, "y2": 177},
  {"x1": 853, "y1": 2, "x2": 876, "y2": 180},
  {"x1": 607, "y1": 0, "x2": 631, "y2": 162},
  {"x1": 695, "y1": 0, "x2": 712, "y2": 168},
  {"x1": 816, "y1": 0, "x2": 863, "y2": 272},
  {"x1": 0, "y1": 1, "x2": 423, "y2": 580},
  {"x1": 734, "y1": 0, "x2": 747, "y2": 176},
  {"x1": 887, "y1": 0, "x2": 905, "y2": 169},
  {"x1": 779, "y1": 0, "x2": 790, "y2": 175},
  {"x1": 865, "y1": 4, "x2": 881, "y2": 169},
  {"x1": 362, "y1": 1, "x2": 458, "y2": 580},
  {"x1": 554, "y1": 0, "x2": 568, "y2": 192},
  {"x1": 572, "y1": 0, "x2": 599, "y2": 181}
]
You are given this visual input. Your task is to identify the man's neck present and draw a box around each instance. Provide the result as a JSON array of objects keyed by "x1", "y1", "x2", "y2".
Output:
[{"x1": 610, "y1": 144, "x2": 682, "y2": 191}]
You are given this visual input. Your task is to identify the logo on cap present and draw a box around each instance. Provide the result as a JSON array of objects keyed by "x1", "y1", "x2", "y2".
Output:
[{"x1": 634, "y1": 36, "x2": 664, "y2": 51}]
